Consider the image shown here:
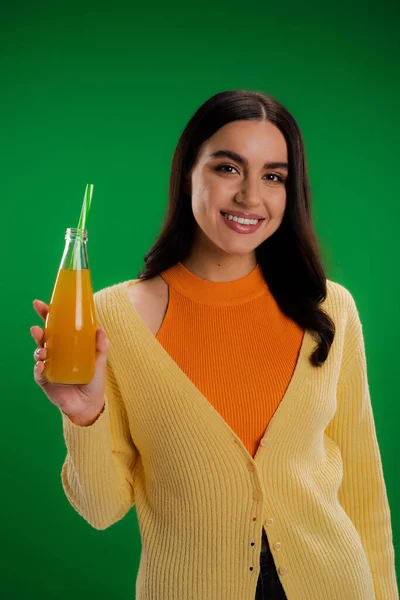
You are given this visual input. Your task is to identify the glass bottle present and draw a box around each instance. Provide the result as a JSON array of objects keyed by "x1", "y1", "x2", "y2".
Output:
[{"x1": 43, "y1": 228, "x2": 97, "y2": 385}]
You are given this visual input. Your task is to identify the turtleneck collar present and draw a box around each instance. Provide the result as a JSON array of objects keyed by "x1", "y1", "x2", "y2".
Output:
[{"x1": 159, "y1": 261, "x2": 269, "y2": 305}]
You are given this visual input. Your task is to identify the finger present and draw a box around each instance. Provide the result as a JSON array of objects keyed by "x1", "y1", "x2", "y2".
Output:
[
  {"x1": 33, "y1": 346, "x2": 46, "y2": 362},
  {"x1": 33, "y1": 360, "x2": 48, "y2": 387},
  {"x1": 30, "y1": 325, "x2": 44, "y2": 347},
  {"x1": 33, "y1": 299, "x2": 49, "y2": 322}
]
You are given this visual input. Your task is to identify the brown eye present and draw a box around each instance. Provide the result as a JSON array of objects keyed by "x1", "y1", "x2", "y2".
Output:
[
  {"x1": 266, "y1": 173, "x2": 285, "y2": 183},
  {"x1": 214, "y1": 164, "x2": 238, "y2": 174}
]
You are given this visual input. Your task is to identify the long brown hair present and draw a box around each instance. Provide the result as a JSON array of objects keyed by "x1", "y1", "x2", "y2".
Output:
[{"x1": 137, "y1": 89, "x2": 336, "y2": 367}]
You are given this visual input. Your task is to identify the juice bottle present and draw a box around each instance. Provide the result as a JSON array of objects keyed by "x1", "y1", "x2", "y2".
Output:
[{"x1": 43, "y1": 227, "x2": 97, "y2": 385}]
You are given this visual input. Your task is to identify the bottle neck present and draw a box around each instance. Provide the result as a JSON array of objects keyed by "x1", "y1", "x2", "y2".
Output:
[
  {"x1": 66, "y1": 227, "x2": 88, "y2": 242},
  {"x1": 60, "y1": 228, "x2": 89, "y2": 270}
]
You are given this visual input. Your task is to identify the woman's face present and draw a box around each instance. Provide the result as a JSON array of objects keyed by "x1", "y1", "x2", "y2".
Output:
[{"x1": 186, "y1": 119, "x2": 288, "y2": 260}]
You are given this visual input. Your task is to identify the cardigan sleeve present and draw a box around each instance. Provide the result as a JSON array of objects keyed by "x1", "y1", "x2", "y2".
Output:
[
  {"x1": 325, "y1": 290, "x2": 398, "y2": 599},
  {"x1": 59, "y1": 358, "x2": 138, "y2": 530}
]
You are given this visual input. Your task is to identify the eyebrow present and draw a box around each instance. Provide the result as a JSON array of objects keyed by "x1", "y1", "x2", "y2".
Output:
[{"x1": 208, "y1": 150, "x2": 289, "y2": 172}]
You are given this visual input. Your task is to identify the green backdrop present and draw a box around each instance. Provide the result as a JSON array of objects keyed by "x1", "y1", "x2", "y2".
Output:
[{"x1": 1, "y1": 0, "x2": 399, "y2": 597}]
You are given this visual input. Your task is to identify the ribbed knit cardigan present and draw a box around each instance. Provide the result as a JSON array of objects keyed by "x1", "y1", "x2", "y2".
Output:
[{"x1": 59, "y1": 267, "x2": 398, "y2": 600}]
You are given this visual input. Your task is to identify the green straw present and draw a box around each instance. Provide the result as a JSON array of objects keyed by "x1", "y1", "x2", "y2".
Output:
[
  {"x1": 69, "y1": 183, "x2": 94, "y2": 270},
  {"x1": 77, "y1": 183, "x2": 94, "y2": 231}
]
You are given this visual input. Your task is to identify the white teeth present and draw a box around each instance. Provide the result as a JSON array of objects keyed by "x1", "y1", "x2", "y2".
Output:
[{"x1": 222, "y1": 212, "x2": 259, "y2": 225}]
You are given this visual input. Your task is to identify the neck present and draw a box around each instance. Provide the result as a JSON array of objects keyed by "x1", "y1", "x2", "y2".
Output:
[{"x1": 181, "y1": 251, "x2": 257, "y2": 283}]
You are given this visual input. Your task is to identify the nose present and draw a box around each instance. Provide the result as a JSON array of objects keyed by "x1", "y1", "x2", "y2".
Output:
[{"x1": 236, "y1": 177, "x2": 262, "y2": 208}]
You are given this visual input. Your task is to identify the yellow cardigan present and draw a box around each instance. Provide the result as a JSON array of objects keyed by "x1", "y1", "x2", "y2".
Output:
[{"x1": 59, "y1": 278, "x2": 398, "y2": 600}]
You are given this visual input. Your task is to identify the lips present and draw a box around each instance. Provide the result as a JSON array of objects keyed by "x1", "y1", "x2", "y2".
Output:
[{"x1": 220, "y1": 211, "x2": 264, "y2": 234}]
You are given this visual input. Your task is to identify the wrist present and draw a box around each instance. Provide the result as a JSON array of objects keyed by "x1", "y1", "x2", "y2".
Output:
[{"x1": 66, "y1": 400, "x2": 105, "y2": 427}]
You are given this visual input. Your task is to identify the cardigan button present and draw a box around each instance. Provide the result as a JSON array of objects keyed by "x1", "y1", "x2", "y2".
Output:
[
  {"x1": 273, "y1": 542, "x2": 282, "y2": 551},
  {"x1": 266, "y1": 518, "x2": 274, "y2": 526},
  {"x1": 278, "y1": 566, "x2": 288, "y2": 575},
  {"x1": 260, "y1": 438, "x2": 267, "y2": 446}
]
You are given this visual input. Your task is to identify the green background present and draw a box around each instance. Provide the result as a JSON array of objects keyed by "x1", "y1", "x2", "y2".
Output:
[{"x1": 1, "y1": 0, "x2": 399, "y2": 597}]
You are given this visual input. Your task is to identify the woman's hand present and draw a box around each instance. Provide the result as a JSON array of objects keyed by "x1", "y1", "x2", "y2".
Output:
[{"x1": 31, "y1": 299, "x2": 109, "y2": 426}]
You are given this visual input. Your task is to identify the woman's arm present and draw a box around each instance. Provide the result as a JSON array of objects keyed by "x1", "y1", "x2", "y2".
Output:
[
  {"x1": 326, "y1": 291, "x2": 398, "y2": 599},
  {"x1": 60, "y1": 359, "x2": 138, "y2": 530}
]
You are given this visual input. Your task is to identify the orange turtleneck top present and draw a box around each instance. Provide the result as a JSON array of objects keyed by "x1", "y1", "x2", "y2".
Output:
[{"x1": 156, "y1": 261, "x2": 305, "y2": 459}]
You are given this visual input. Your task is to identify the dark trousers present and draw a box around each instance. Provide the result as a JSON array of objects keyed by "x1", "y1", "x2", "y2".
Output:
[{"x1": 255, "y1": 528, "x2": 288, "y2": 599}]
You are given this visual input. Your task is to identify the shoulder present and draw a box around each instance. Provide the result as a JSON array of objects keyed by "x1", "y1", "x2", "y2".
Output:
[
  {"x1": 126, "y1": 275, "x2": 167, "y2": 305},
  {"x1": 92, "y1": 281, "x2": 126, "y2": 331},
  {"x1": 325, "y1": 278, "x2": 362, "y2": 339},
  {"x1": 126, "y1": 276, "x2": 169, "y2": 337},
  {"x1": 93, "y1": 279, "x2": 127, "y2": 306},
  {"x1": 93, "y1": 275, "x2": 165, "y2": 302},
  {"x1": 325, "y1": 278, "x2": 358, "y2": 311}
]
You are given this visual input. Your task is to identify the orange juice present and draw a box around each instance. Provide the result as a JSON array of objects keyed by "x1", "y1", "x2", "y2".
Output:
[{"x1": 43, "y1": 268, "x2": 97, "y2": 385}]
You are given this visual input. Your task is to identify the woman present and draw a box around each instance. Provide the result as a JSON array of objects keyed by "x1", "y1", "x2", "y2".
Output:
[{"x1": 31, "y1": 89, "x2": 398, "y2": 600}]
